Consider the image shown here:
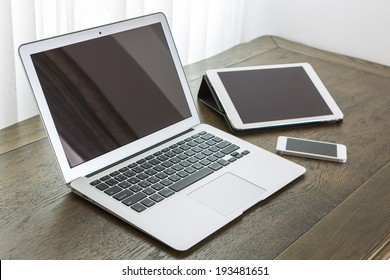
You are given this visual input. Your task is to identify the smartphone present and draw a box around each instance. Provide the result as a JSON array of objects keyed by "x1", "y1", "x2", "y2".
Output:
[{"x1": 276, "y1": 136, "x2": 347, "y2": 163}]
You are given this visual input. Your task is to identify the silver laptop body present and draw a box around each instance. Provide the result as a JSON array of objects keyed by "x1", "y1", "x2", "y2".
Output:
[{"x1": 19, "y1": 13, "x2": 305, "y2": 251}]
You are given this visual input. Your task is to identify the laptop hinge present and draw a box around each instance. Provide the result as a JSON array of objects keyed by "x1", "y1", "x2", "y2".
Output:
[{"x1": 86, "y1": 128, "x2": 194, "y2": 178}]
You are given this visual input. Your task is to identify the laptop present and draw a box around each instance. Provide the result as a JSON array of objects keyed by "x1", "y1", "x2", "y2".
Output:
[{"x1": 19, "y1": 13, "x2": 305, "y2": 251}]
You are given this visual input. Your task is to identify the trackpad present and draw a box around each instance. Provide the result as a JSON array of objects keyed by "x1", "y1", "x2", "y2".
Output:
[{"x1": 188, "y1": 173, "x2": 266, "y2": 216}]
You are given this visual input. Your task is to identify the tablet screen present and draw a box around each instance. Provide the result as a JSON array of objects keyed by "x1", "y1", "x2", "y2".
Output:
[{"x1": 217, "y1": 66, "x2": 333, "y2": 124}]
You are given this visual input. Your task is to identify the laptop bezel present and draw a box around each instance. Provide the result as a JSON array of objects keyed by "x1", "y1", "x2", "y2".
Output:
[{"x1": 19, "y1": 13, "x2": 200, "y2": 184}]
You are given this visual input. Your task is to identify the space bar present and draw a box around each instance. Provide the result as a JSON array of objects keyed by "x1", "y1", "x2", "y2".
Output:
[{"x1": 170, "y1": 167, "x2": 213, "y2": 192}]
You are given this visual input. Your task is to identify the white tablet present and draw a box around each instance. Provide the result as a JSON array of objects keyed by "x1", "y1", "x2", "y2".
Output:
[{"x1": 206, "y1": 63, "x2": 343, "y2": 131}]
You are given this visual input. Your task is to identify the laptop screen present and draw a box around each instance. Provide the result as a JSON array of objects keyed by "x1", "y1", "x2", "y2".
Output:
[{"x1": 31, "y1": 23, "x2": 192, "y2": 168}]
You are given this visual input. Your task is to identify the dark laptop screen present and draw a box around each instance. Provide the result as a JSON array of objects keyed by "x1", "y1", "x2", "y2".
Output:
[{"x1": 31, "y1": 23, "x2": 191, "y2": 167}]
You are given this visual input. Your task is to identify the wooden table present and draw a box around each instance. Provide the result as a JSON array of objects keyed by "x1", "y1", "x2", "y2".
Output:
[{"x1": 1, "y1": 36, "x2": 389, "y2": 260}]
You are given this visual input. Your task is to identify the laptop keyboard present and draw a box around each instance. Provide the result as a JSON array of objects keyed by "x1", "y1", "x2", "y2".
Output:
[{"x1": 89, "y1": 131, "x2": 250, "y2": 213}]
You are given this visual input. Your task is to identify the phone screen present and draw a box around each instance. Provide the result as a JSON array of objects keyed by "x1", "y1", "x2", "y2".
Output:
[{"x1": 286, "y1": 138, "x2": 337, "y2": 157}]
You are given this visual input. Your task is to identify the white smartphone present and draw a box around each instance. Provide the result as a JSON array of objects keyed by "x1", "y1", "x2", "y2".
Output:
[{"x1": 276, "y1": 136, "x2": 347, "y2": 163}]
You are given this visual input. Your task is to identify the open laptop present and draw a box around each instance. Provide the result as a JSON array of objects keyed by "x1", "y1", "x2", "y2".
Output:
[{"x1": 19, "y1": 13, "x2": 305, "y2": 251}]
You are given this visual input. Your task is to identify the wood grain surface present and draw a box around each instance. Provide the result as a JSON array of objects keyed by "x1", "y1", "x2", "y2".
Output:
[{"x1": 1, "y1": 36, "x2": 389, "y2": 259}]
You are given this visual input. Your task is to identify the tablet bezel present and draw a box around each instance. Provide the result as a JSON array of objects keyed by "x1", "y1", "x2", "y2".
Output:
[{"x1": 206, "y1": 63, "x2": 343, "y2": 131}]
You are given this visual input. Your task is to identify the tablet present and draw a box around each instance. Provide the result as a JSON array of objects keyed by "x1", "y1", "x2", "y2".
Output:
[{"x1": 206, "y1": 63, "x2": 343, "y2": 131}]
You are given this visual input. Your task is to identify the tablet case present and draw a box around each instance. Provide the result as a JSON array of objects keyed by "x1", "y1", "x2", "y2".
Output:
[
  {"x1": 197, "y1": 75, "x2": 225, "y2": 114},
  {"x1": 198, "y1": 74, "x2": 253, "y2": 134},
  {"x1": 197, "y1": 75, "x2": 238, "y2": 133}
]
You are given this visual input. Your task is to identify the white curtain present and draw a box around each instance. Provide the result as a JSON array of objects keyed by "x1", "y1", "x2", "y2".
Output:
[{"x1": 0, "y1": 0, "x2": 259, "y2": 130}]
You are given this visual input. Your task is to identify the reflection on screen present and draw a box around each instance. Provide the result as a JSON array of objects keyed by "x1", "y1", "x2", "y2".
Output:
[
  {"x1": 286, "y1": 138, "x2": 337, "y2": 157},
  {"x1": 31, "y1": 23, "x2": 191, "y2": 167},
  {"x1": 217, "y1": 67, "x2": 333, "y2": 124}
]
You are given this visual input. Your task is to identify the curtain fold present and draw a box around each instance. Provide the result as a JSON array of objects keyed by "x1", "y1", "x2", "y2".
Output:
[{"x1": 1, "y1": 0, "x2": 250, "y2": 130}]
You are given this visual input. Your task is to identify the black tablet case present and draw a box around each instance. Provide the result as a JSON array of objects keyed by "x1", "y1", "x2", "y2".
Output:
[{"x1": 197, "y1": 75, "x2": 239, "y2": 133}]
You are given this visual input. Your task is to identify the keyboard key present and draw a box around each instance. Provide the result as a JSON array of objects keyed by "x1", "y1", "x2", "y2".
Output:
[
  {"x1": 169, "y1": 157, "x2": 180, "y2": 164},
  {"x1": 114, "y1": 174, "x2": 127, "y2": 182},
  {"x1": 105, "y1": 178, "x2": 118, "y2": 186},
  {"x1": 164, "y1": 168, "x2": 175, "y2": 175},
  {"x1": 169, "y1": 167, "x2": 213, "y2": 192},
  {"x1": 184, "y1": 150, "x2": 195, "y2": 156},
  {"x1": 118, "y1": 181, "x2": 131, "y2": 188},
  {"x1": 96, "y1": 183, "x2": 109, "y2": 191},
  {"x1": 139, "y1": 181, "x2": 151, "y2": 188},
  {"x1": 161, "y1": 179, "x2": 173, "y2": 186},
  {"x1": 209, "y1": 162, "x2": 223, "y2": 171},
  {"x1": 140, "y1": 162, "x2": 153, "y2": 169},
  {"x1": 140, "y1": 198, "x2": 155, "y2": 208},
  {"x1": 119, "y1": 167, "x2": 129, "y2": 172},
  {"x1": 181, "y1": 145, "x2": 191, "y2": 150},
  {"x1": 188, "y1": 157, "x2": 199, "y2": 163},
  {"x1": 151, "y1": 183, "x2": 164, "y2": 191},
  {"x1": 128, "y1": 177, "x2": 140, "y2": 184},
  {"x1": 165, "y1": 151, "x2": 176, "y2": 158},
  {"x1": 217, "y1": 159, "x2": 230, "y2": 166},
  {"x1": 131, "y1": 203, "x2": 147, "y2": 213},
  {"x1": 194, "y1": 138, "x2": 205, "y2": 144},
  {"x1": 184, "y1": 166, "x2": 196, "y2": 174},
  {"x1": 221, "y1": 144, "x2": 240, "y2": 155},
  {"x1": 153, "y1": 165, "x2": 165, "y2": 172},
  {"x1": 179, "y1": 160, "x2": 191, "y2": 167},
  {"x1": 200, "y1": 133, "x2": 214, "y2": 140},
  {"x1": 122, "y1": 192, "x2": 147, "y2": 206},
  {"x1": 90, "y1": 180, "x2": 101, "y2": 186},
  {"x1": 136, "y1": 173, "x2": 148, "y2": 180},
  {"x1": 207, "y1": 155, "x2": 218, "y2": 162},
  {"x1": 192, "y1": 163, "x2": 204, "y2": 170},
  {"x1": 159, "y1": 188, "x2": 175, "y2": 198},
  {"x1": 145, "y1": 169, "x2": 157, "y2": 176},
  {"x1": 214, "y1": 152, "x2": 225, "y2": 158},
  {"x1": 157, "y1": 155, "x2": 169, "y2": 161},
  {"x1": 200, "y1": 159, "x2": 211, "y2": 166},
  {"x1": 149, "y1": 159, "x2": 161, "y2": 165},
  {"x1": 195, "y1": 153, "x2": 206, "y2": 160},
  {"x1": 177, "y1": 170, "x2": 189, "y2": 178},
  {"x1": 162, "y1": 161, "x2": 173, "y2": 168},
  {"x1": 109, "y1": 171, "x2": 120, "y2": 177},
  {"x1": 172, "y1": 164, "x2": 183, "y2": 171},
  {"x1": 242, "y1": 150, "x2": 250, "y2": 155},
  {"x1": 199, "y1": 143, "x2": 209, "y2": 149},
  {"x1": 132, "y1": 166, "x2": 144, "y2": 173},
  {"x1": 100, "y1": 175, "x2": 111, "y2": 181},
  {"x1": 177, "y1": 154, "x2": 188, "y2": 160},
  {"x1": 168, "y1": 175, "x2": 181, "y2": 182},
  {"x1": 104, "y1": 186, "x2": 122, "y2": 196},
  {"x1": 129, "y1": 185, "x2": 143, "y2": 192},
  {"x1": 216, "y1": 141, "x2": 231, "y2": 149},
  {"x1": 147, "y1": 176, "x2": 159, "y2": 184},
  {"x1": 192, "y1": 146, "x2": 202, "y2": 153},
  {"x1": 228, "y1": 157, "x2": 237, "y2": 163},
  {"x1": 123, "y1": 170, "x2": 136, "y2": 177},
  {"x1": 172, "y1": 147, "x2": 184, "y2": 154},
  {"x1": 113, "y1": 189, "x2": 133, "y2": 201},
  {"x1": 150, "y1": 193, "x2": 164, "y2": 202},
  {"x1": 142, "y1": 188, "x2": 156, "y2": 195},
  {"x1": 209, "y1": 146, "x2": 219, "y2": 153},
  {"x1": 156, "y1": 172, "x2": 168, "y2": 179}
]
